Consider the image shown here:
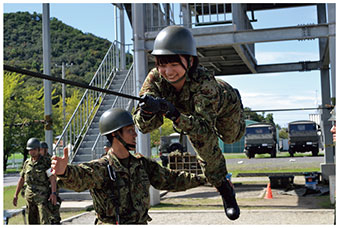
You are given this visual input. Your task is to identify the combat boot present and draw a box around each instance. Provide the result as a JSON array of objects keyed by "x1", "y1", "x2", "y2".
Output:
[{"x1": 216, "y1": 178, "x2": 240, "y2": 220}]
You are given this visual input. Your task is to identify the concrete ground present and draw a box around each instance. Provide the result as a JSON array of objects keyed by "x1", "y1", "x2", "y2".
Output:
[{"x1": 60, "y1": 176, "x2": 335, "y2": 225}]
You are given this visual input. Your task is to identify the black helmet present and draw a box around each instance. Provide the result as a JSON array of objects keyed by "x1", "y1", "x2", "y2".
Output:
[
  {"x1": 26, "y1": 138, "x2": 40, "y2": 150},
  {"x1": 99, "y1": 108, "x2": 134, "y2": 136},
  {"x1": 40, "y1": 141, "x2": 49, "y2": 149},
  {"x1": 151, "y1": 25, "x2": 197, "y2": 56}
]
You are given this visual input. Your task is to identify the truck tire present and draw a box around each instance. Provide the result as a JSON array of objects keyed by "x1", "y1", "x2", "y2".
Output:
[
  {"x1": 312, "y1": 147, "x2": 319, "y2": 156},
  {"x1": 288, "y1": 149, "x2": 294, "y2": 157},
  {"x1": 245, "y1": 149, "x2": 250, "y2": 158},
  {"x1": 168, "y1": 142, "x2": 184, "y2": 153},
  {"x1": 246, "y1": 150, "x2": 255, "y2": 159}
]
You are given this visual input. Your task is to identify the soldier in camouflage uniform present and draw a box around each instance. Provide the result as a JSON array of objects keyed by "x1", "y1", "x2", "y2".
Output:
[
  {"x1": 101, "y1": 141, "x2": 112, "y2": 157},
  {"x1": 40, "y1": 141, "x2": 62, "y2": 224},
  {"x1": 133, "y1": 25, "x2": 245, "y2": 220},
  {"x1": 13, "y1": 138, "x2": 57, "y2": 224},
  {"x1": 51, "y1": 108, "x2": 206, "y2": 224}
]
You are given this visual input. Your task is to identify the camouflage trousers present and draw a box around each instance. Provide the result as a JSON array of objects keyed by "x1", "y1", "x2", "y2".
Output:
[
  {"x1": 188, "y1": 81, "x2": 245, "y2": 187},
  {"x1": 25, "y1": 196, "x2": 53, "y2": 224},
  {"x1": 47, "y1": 195, "x2": 62, "y2": 224},
  {"x1": 23, "y1": 188, "x2": 61, "y2": 224}
]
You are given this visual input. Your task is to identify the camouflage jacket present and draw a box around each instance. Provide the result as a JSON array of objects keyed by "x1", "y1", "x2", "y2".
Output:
[
  {"x1": 133, "y1": 67, "x2": 239, "y2": 136},
  {"x1": 20, "y1": 155, "x2": 52, "y2": 199},
  {"x1": 57, "y1": 151, "x2": 206, "y2": 224}
]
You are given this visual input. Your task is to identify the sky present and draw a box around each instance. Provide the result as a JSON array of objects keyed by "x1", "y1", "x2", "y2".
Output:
[{"x1": 3, "y1": 3, "x2": 335, "y2": 128}]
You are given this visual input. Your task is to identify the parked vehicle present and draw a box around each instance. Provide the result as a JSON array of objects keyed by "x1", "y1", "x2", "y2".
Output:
[
  {"x1": 288, "y1": 120, "x2": 321, "y2": 157},
  {"x1": 159, "y1": 133, "x2": 186, "y2": 167},
  {"x1": 244, "y1": 123, "x2": 278, "y2": 158}
]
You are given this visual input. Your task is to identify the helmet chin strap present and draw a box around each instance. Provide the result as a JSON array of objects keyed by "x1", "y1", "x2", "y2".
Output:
[
  {"x1": 115, "y1": 134, "x2": 135, "y2": 151},
  {"x1": 162, "y1": 56, "x2": 191, "y2": 85}
]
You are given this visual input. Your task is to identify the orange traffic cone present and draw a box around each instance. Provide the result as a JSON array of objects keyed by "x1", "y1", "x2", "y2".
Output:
[{"x1": 264, "y1": 183, "x2": 273, "y2": 199}]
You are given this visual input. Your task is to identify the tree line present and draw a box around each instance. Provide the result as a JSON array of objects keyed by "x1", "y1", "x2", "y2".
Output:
[{"x1": 3, "y1": 11, "x2": 129, "y2": 171}]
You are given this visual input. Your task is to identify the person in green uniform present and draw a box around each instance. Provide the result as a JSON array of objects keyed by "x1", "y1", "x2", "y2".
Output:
[
  {"x1": 133, "y1": 25, "x2": 245, "y2": 220},
  {"x1": 101, "y1": 141, "x2": 112, "y2": 157},
  {"x1": 13, "y1": 138, "x2": 57, "y2": 224},
  {"x1": 40, "y1": 141, "x2": 62, "y2": 224},
  {"x1": 51, "y1": 108, "x2": 206, "y2": 224},
  {"x1": 329, "y1": 107, "x2": 336, "y2": 143}
]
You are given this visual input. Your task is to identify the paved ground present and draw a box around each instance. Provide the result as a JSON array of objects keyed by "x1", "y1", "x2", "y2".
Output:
[
  {"x1": 60, "y1": 177, "x2": 335, "y2": 225},
  {"x1": 62, "y1": 209, "x2": 334, "y2": 225},
  {"x1": 3, "y1": 173, "x2": 21, "y2": 187},
  {"x1": 6, "y1": 156, "x2": 334, "y2": 225}
]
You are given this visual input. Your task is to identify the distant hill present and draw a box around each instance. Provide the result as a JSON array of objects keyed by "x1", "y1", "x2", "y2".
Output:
[{"x1": 4, "y1": 11, "x2": 112, "y2": 94}]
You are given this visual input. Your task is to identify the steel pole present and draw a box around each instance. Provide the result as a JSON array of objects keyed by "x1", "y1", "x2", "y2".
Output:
[
  {"x1": 133, "y1": 3, "x2": 151, "y2": 157},
  {"x1": 42, "y1": 4, "x2": 53, "y2": 155},
  {"x1": 132, "y1": 4, "x2": 159, "y2": 206}
]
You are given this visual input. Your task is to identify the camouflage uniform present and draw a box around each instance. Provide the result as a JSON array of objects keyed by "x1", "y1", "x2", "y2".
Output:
[
  {"x1": 45, "y1": 153, "x2": 62, "y2": 224},
  {"x1": 20, "y1": 155, "x2": 53, "y2": 224},
  {"x1": 57, "y1": 150, "x2": 206, "y2": 224},
  {"x1": 133, "y1": 67, "x2": 245, "y2": 186}
]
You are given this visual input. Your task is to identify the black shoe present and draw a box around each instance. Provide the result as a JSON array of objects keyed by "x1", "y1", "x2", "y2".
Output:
[{"x1": 216, "y1": 179, "x2": 240, "y2": 220}]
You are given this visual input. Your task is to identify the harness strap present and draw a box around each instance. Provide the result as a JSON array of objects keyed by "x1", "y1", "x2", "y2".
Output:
[{"x1": 107, "y1": 164, "x2": 120, "y2": 225}]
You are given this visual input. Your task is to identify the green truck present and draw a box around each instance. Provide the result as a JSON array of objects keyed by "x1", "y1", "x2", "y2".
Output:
[
  {"x1": 244, "y1": 123, "x2": 278, "y2": 158},
  {"x1": 288, "y1": 120, "x2": 321, "y2": 157}
]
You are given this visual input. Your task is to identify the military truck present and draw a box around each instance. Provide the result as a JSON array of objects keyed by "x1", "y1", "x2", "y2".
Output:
[
  {"x1": 159, "y1": 133, "x2": 187, "y2": 167},
  {"x1": 244, "y1": 123, "x2": 278, "y2": 158},
  {"x1": 288, "y1": 120, "x2": 321, "y2": 157}
]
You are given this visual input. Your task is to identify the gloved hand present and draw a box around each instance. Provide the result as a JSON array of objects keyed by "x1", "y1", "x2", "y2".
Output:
[
  {"x1": 163, "y1": 100, "x2": 180, "y2": 122},
  {"x1": 139, "y1": 95, "x2": 164, "y2": 114},
  {"x1": 139, "y1": 95, "x2": 180, "y2": 122}
]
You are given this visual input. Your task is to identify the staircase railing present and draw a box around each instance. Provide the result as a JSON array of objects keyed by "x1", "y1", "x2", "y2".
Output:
[
  {"x1": 91, "y1": 63, "x2": 135, "y2": 159},
  {"x1": 53, "y1": 41, "x2": 131, "y2": 160}
]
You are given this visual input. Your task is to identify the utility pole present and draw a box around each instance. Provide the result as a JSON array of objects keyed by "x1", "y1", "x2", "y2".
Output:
[
  {"x1": 55, "y1": 62, "x2": 73, "y2": 148},
  {"x1": 55, "y1": 62, "x2": 73, "y2": 128}
]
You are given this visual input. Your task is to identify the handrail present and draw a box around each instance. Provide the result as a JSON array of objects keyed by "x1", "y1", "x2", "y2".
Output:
[
  {"x1": 53, "y1": 41, "x2": 132, "y2": 160},
  {"x1": 91, "y1": 63, "x2": 134, "y2": 159}
]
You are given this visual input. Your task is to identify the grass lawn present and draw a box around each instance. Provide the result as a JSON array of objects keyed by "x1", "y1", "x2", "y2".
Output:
[{"x1": 3, "y1": 186, "x2": 85, "y2": 225}]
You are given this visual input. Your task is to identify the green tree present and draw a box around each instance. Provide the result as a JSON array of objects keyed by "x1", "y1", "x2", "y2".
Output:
[
  {"x1": 150, "y1": 118, "x2": 176, "y2": 148},
  {"x1": 3, "y1": 72, "x2": 62, "y2": 170},
  {"x1": 279, "y1": 128, "x2": 289, "y2": 139},
  {"x1": 3, "y1": 72, "x2": 26, "y2": 171},
  {"x1": 244, "y1": 107, "x2": 275, "y2": 125}
]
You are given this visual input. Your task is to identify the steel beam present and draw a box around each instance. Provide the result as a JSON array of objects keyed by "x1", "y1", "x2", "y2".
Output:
[
  {"x1": 145, "y1": 24, "x2": 330, "y2": 50},
  {"x1": 256, "y1": 61, "x2": 323, "y2": 74}
]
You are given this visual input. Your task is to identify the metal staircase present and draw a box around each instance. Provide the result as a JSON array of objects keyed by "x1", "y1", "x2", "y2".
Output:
[
  {"x1": 53, "y1": 40, "x2": 134, "y2": 164},
  {"x1": 72, "y1": 66, "x2": 134, "y2": 164},
  {"x1": 54, "y1": 40, "x2": 134, "y2": 201}
]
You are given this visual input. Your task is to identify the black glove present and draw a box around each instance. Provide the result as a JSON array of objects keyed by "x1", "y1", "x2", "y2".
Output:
[
  {"x1": 162, "y1": 100, "x2": 180, "y2": 122},
  {"x1": 139, "y1": 95, "x2": 164, "y2": 114},
  {"x1": 139, "y1": 95, "x2": 180, "y2": 122}
]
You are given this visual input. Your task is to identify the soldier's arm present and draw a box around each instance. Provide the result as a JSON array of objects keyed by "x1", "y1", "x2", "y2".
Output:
[
  {"x1": 133, "y1": 69, "x2": 165, "y2": 133},
  {"x1": 48, "y1": 174, "x2": 57, "y2": 205},
  {"x1": 142, "y1": 157, "x2": 206, "y2": 191},
  {"x1": 57, "y1": 161, "x2": 105, "y2": 192},
  {"x1": 13, "y1": 177, "x2": 24, "y2": 206}
]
